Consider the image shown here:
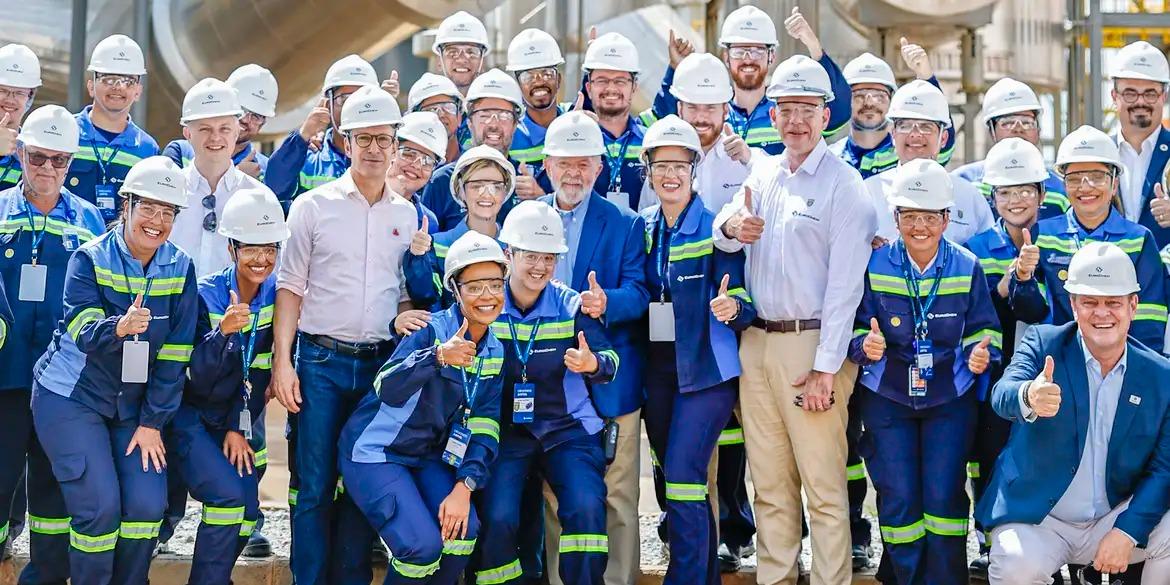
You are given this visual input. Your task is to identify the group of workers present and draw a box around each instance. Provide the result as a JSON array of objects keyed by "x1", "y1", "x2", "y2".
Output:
[{"x1": 0, "y1": 4, "x2": 1169, "y2": 585}]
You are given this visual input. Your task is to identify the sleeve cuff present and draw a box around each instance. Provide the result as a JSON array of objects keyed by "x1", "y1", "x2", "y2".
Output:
[
  {"x1": 713, "y1": 223, "x2": 745, "y2": 253},
  {"x1": 1018, "y1": 381, "x2": 1038, "y2": 422},
  {"x1": 813, "y1": 350, "x2": 845, "y2": 376}
]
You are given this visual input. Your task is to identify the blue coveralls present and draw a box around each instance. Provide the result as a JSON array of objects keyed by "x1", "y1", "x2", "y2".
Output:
[
  {"x1": 952, "y1": 161, "x2": 1070, "y2": 220},
  {"x1": 403, "y1": 221, "x2": 501, "y2": 311},
  {"x1": 339, "y1": 306, "x2": 504, "y2": 584},
  {"x1": 591, "y1": 117, "x2": 648, "y2": 212},
  {"x1": 509, "y1": 103, "x2": 571, "y2": 176},
  {"x1": 30, "y1": 227, "x2": 197, "y2": 585},
  {"x1": 640, "y1": 197, "x2": 754, "y2": 584},
  {"x1": 264, "y1": 128, "x2": 350, "y2": 212},
  {"x1": 161, "y1": 139, "x2": 270, "y2": 181},
  {"x1": 421, "y1": 159, "x2": 552, "y2": 233},
  {"x1": 474, "y1": 281, "x2": 618, "y2": 585},
  {"x1": 849, "y1": 239, "x2": 1002, "y2": 585},
  {"x1": 0, "y1": 185, "x2": 105, "y2": 582},
  {"x1": 0, "y1": 156, "x2": 23, "y2": 192},
  {"x1": 165, "y1": 266, "x2": 274, "y2": 584},
  {"x1": 1017, "y1": 208, "x2": 1168, "y2": 351},
  {"x1": 67, "y1": 106, "x2": 160, "y2": 223}
]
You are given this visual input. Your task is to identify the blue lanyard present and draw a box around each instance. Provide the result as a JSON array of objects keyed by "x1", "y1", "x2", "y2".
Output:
[
  {"x1": 898, "y1": 241, "x2": 949, "y2": 341},
  {"x1": 606, "y1": 133, "x2": 633, "y2": 193},
  {"x1": 459, "y1": 351, "x2": 485, "y2": 425},
  {"x1": 655, "y1": 216, "x2": 671, "y2": 302},
  {"x1": 728, "y1": 108, "x2": 749, "y2": 139},
  {"x1": 90, "y1": 140, "x2": 122, "y2": 184},
  {"x1": 22, "y1": 196, "x2": 48, "y2": 264},
  {"x1": 506, "y1": 316, "x2": 541, "y2": 383},
  {"x1": 240, "y1": 310, "x2": 260, "y2": 396}
]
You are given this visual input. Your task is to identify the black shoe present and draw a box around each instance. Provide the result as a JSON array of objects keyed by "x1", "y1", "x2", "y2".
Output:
[
  {"x1": 240, "y1": 531, "x2": 273, "y2": 558},
  {"x1": 371, "y1": 539, "x2": 390, "y2": 564},
  {"x1": 717, "y1": 543, "x2": 742, "y2": 573},
  {"x1": 852, "y1": 544, "x2": 872, "y2": 571},
  {"x1": 969, "y1": 553, "x2": 990, "y2": 581}
]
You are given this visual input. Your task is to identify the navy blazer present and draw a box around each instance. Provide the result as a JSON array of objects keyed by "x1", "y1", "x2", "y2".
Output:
[
  {"x1": 975, "y1": 322, "x2": 1170, "y2": 546},
  {"x1": 1130, "y1": 126, "x2": 1170, "y2": 249}
]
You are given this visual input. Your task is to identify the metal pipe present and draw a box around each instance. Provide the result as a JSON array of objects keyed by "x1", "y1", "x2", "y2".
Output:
[
  {"x1": 67, "y1": 0, "x2": 87, "y2": 112},
  {"x1": 131, "y1": 0, "x2": 149, "y2": 123},
  {"x1": 1088, "y1": 0, "x2": 1104, "y2": 128}
]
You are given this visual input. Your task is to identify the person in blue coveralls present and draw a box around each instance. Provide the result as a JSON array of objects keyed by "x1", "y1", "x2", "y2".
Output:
[
  {"x1": 408, "y1": 73, "x2": 466, "y2": 167},
  {"x1": 637, "y1": 115, "x2": 756, "y2": 584},
  {"x1": 166, "y1": 186, "x2": 287, "y2": 584},
  {"x1": 505, "y1": 29, "x2": 572, "y2": 177},
  {"x1": 391, "y1": 111, "x2": 447, "y2": 235},
  {"x1": 0, "y1": 43, "x2": 45, "y2": 193},
  {"x1": 31, "y1": 156, "x2": 197, "y2": 585},
  {"x1": 473, "y1": 200, "x2": 619, "y2": 585},
  {"x1": 339, "y1": 230, "x2": 507, "y2": 584},
  {"x1": 850, "y1": 159, "x2": 1002, "y2": 585},
  {"x1": 67, "y1": 35, "x2": 160, "y2": 223}
]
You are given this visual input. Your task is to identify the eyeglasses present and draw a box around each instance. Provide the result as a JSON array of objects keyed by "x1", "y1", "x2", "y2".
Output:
[
  {"x1": 458, "y1": 278, "x2": 505, "y2": 297},
  {"x1": 516, "y1": 250, "x2": 557, "y2": 266},
  {"x1": 776, "y1": 104, "x2": 824, "y2": 121},
  {"x1": 242, "y1": 111, "x2": 268, "y2": 125},
  {"x1": 95, "y1": 74, "x2": 140, "y2": 89},
  {"x1": 0, "y1": 87, "x2": 31, "y2": 102},
  {"x1": 588, "y1": 76, "x2": 634, "y2": 90},
  {"x1": 420, "y1": 101, "x2": 460, "y2": 117},
  {"x1": 727, "y1": 46, "x2": 769, "y2": 60},
  {"x1": 851, "y1": 89, "x2": 890, "y2": 103},
  {"x1": 233, "y1": 243, "x2": 280, "y2": 261},
  {"x1": 441, "y1": 45, "x2": 485, "y2": 61},
  {"x1": 469, "y1": 109, "x2": 516, "y2": 123},
  {"x1": 24, "y1": 150, "x2": 71, "y2": 169},
  {"x1": 1064, "y1": 170, "x2": 1114, "y2": 189},
  {"x1": 329, "y1": 90, "x2": 357, "y2": 107},
  {"x1": 463, "y1": 180, "x2": 507, "y2": 196},
  {"x1": 993, "y1": 185, "x2": 1040, "y2": 201},
  {"x1": 134, "y1": 201, "x2": 178, "y2": 223},
  {"x1": 896, "y1": 210, "x2": 946, "y2": 227},
  {"x1": 1119, "y1": 88, "x2": 1163, "y2": 104},
  {"x1": 649, "y1": 161, "x2": 694, "y2": 177},
  {"x1": 892, "y1": 119, "x2": 942, "y2": 135},
  {"x1": 519, "y1": 67, "x2": 559, "y2": 84},
  {"x1": 353, "y1": 133, "x2": 395, "y2": 149},
  {"x1": 993, "y1": 115, "x2": 1038, "y2": 131},
  {"x1": 202, "y1": 194, "x2": 217, "y2": 232},
  {"x1": 397, "y1": 146, "x2": 437, "y2": 169}
]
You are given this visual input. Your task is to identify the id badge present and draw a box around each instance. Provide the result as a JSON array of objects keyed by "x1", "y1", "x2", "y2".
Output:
[
  {"x1": 121, "y1": 340, "x2": 150, "y2": 383},
  {"x1": 606, "y1": 191, "x2": 630, "y2": 210},
  {"x1": 914, "y1": 338, "x2": 933, "y2": 380},
  {"x1": 909, "y1": 366, "x2": 927, "y2": 397},
  {"x1": 239, "y1": 409, "x2": 253, "y2": 440},
  {"x1": 648, "y1": 302, "x2": 676, "y2": 342},
  {"x1": 18, "y1": 263, "x2": 48, "y2": 302},
  {"x1": 62, "y1": 228, "x2": 79, "y2": 251},
  {"x1": 95, "y1": 184, "x2": 117, "y2": 215},
  {"x1": 513, "y1": 382, "x2": 535, "y2": 424},
  {"x1": 442, "y1": 424, "x2": 471, "y2": 467}
]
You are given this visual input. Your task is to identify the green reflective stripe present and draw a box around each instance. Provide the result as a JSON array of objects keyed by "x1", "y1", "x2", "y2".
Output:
[
  {"x1": 299, "y1": 173, "x2": 334, "y2": 191},
  {"x1": 509, "y1": 146, "x2": 545, "y2": 163},
  {"x1": 335, "y1": 477, "x2": 345, "y2": 499},
  {"x1": 967, "y1": 461, "x2": 981, "y2": 479},
  {"x1": 432, "y1": 272, "x2": 444, "y2": 294},
  {"x1": 937, "y1": 145, "x2": 955, "y2": 166},
  {"x1": 559, "y1": 533, "x2": 609, "y2": 553},
  {"x1": 210, "y1": 304, "x2": 274, "y2": 331},
  {"x1": 490, "y1": 319, "x2": 575, "y2": 341},
  {"x1": 599, "y1": 349, "x2": 620, "y2": 377},
  {"x1": 1115, "y1": 237, "x2": 1144, "y2": 254},
  {"x1": 29, "y1": 515, "x2": 71, "y2": 535},
  {"x1": 717, "y1": 428, "x2": 744, "y2": 446},
  {"x1": 605, "y1": 142, "x2": 642, "y2": 159},
  {"x1": 119, "y1": 520, "x2": 161, "y2": 540},
  {"x1": 71, "y1": 527, "x2": 118, "y2": 552},
  {"x1": 92, "y1": 268, "x2": 186, "y2": 296},
  {"x1": 725, "y1": 286, "x2": 751, "y2": 302},
  {"x1": 1044, "y1": 191, "x2": 1071, "y2": 211},
  {"x1": 868, "y1": 273, "x2": 972, "y2": 297},
  {"x1": 880, "y1": 520, "x2": 925, "y2": 544},
  {"x1": 468, "y1": 417, "x2": 500, "y2": 441},
  {"x1": 825, "y1": 117, "x2": 850, "y2": 137},
  {"x1": 638, "y1": 109, "x2": 658, "y2": 127},
  {"x1": 456, "y1": 356, "x2": 503, "y2": 377},
  {"x1": 648, "y1": 446, "x2": 660, "y2": 466},
  {"x1": 963, "y1": 329, "x2": 1003, "y2": 350},
  {"x1": 202, "y1": 505, "x2": 245, "y2": 526},
  {"x1": 443, "y1": 538, "x2": 476, "y2": 556},
  {"x1": 253, "y1": 448, "x2": 268, "y2": 467},
  {"x1": 977, "y1": 182, "x2": 993, "y2": 198},
  {"x1": 853, "y1": 327, "x2": 870, "y2": 337},
  {"x1": 668, "y1": 238, "x2": 714, "y2": 261},
  {"x1": 860, "y1": 150, "x2": 898, "y2": 172},
  {"x1": 745, "y1": 127, "x2": 781, "y2": 144},
  {"x1": 923, "y1": 513, "x2": 968, "y2": 537},
  {"x1": 0, "y1": 318, "x2": 7, "y2": 349},
  {"x1": 476, "y1": 559, "x2": 523, "y2": 584},
  {"x1": 846, "y1": 462, "x2": 866, "y2": 481},
  {"x1": 979, "y1": 257, "x2": 1012, "y2": 276},
  {"x1": 0, "y1": 216, "x2": 98, "y2": 240},
  {"x1": 251, "y1": 352, "x2": 273, "y2": 370},
  {"x1": 0, "y1": 521, "x2": 8, "y2": 544},
  {"x1": 288, "y1": 488, "x2": 298, "y2": 507},
  {"x1": 1135, "y1": 303, "x2": 1168, "y2": 322},
  {"x1": 158, "y1": 343, "x2": 194, "y2": 363},
  {"x1": 239, "y1": 519, "x2": 256, "y2": 537},
  {"x1": 1034, "y1": 235, "x2": 1077, "y2": 254},
  {"x1": 393, "y1": 556, "x2": 441, "y2": 578},
  {"x1": 665, "y1": 482, "x2": 707, "y2": 502},
  {"x1": 74, "y1": 147, "x2": 145, "y2": 168},
  {"x1": 434, "y1": 242, "x2": 450, "y2": 259}
]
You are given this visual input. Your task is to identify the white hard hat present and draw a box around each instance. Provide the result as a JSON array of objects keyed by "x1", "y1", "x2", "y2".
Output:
[
  {"x1": 450, "y1": 145, "x2": 517, "y2": 207},
  {"x1": 888, "y1": 158, "x2": 954, "y2": 211},
  {"x1": 397, "y1": 111, "x2": 448, "y2": 162},
  {"x1": 887, "y1": 80, "x2": 950, "y2": 127},
  {"x1": 443, "y1": 230, "x2": 508, "y2": 292},
  {"x1": 507, "y1": 29, "x2": 565, "y2": 72},
  {"x1": 670, "y1": 53, "x2": 733, "y2": 105},
  {"x1": 408, "y1": 72, "x2": 462, "y2": 112},
  {"x1": 1055, "y1": 125, "x2": 1123, "y2": 174},
  {"x1": 339, "y1": 86, "x2": 402, "y2": 132},
  {"x1": 218, "y1": 185, "x2": 290, "y2": 245},
  {"x1": 640, "y1": 115, "x2": 703, "y2": 165},
  {"x1": 465, "y1": 68, "x2": 525, "y2": 112},
  {"x1": 983, "y1": 137, "x2": 1049, "y2": 187},
  {"x1": 719, "y1": 6, "x2": 778, "y2": 46},
  {"x1": 843, "y1": 52, "x2": 896, "y2": 91},
  {"x1": 1111, "y1": 40, "x2": 1170, "y2": 84},
  {"x1": 322, "y1": 54, "x2": 378, "y2": 94},
  {"x1": 582, "y1": 32, "x2": 640, "y2": 74},
  {"x1": 431, "y1": 11, "x2": 490, "y2": 54},
  {"x1": 542, "y1": 110, "x2": 605, "y2": 157},
  {"x1": 981, "y1": 78, "x2": 1042, "y2": 122},
  {"x1": 87, "y1": 34, "x2": 146, "y2": 76},
  {"x1": 766, "y1": 55, "x2": 835, "y2": 102},
  {"x1": 0, "y1": 44, "x2": 41, "y2": 89},
  {"x1": 18, "y1": 105, "x2": 79, "y2": 154},
  {"x1": 1064, "y1": 241, "x2": 1140, "y2": 296},
  {"x1": 119, "y1": 156, "x2": 188, "y2": 208},
  {"x1": 226, "y1": 64, "x2": 278, "y2": 118},
  {"x1": 180, "y1": 78, "x2": 243, "y2": 125},
  {"x1": 499, "y1": 200, "x2": 568, "y2": 254}
]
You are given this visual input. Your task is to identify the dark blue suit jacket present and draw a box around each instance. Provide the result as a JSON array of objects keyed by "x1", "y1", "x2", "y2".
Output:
[
  {"x1": 1130, "y1": 127, "x2": 1170, "y2": 249},
  {"x1": 975, "y1": 323, "x2": 1170, "y2": 546}
]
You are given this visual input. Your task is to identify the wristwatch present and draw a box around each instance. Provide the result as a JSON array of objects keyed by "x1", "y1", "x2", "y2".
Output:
[
  {"x1": 1022, "y1": 381, "x2": 1034, "y2": 410},
  {"x1": 462, "y1": 477, "x2": 478, "y2": 492}
]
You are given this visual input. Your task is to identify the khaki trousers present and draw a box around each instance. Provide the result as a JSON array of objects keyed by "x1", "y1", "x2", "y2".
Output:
[{"x1": 739, "y1": 327, "x2": 855, "y2": 585}]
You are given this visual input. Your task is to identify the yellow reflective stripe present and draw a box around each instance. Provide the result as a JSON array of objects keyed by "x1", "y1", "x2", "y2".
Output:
[
  {"x1": 201, "y1": 505, "x2": 245, "y2": 526},
  {"x1": 665, "y1": 482, "x2": 707, "y2": 501},
  {"x1": 287, "y1": 488, "x2": 298, "y2": 507},
  {"x1": 726, "y1": 286, "x2": 751, "y2": 302},
  {"x1": 239, "y1": 519, "x2": 256, "y2": 537},
  {"x1": 434, "y1": 242, "x2": 450, "y2": 259},
  {"x1": 0, "y1": 216, "x2": 98, "y2": 241},
  {"x1": 509, "y1": 146, "x2": 545, "y2": 163},
  {"x1": 299, "y1": 174, "x2": 334, "y2": 190},
  {"x1": 393, "y1": 556, "x2": 441, "y2": 578},
  {"x1": 71, "y1": 527, "x2": 118, "y2": 552},
  {"x1": 157, "y1": 343, "x2": 194, "y2": 363},
  {"x1": 476, "y1": 559, "x2": 523, "y2": 584},
  {"x1": 923, "y1": 513, "x2": 968, "y2": 537},
  {"x1": 491, "y1": 319, "x2": 575, "y2": 341},
  {"x1": 1035, "y1": 234, "x2": 1077, "y2": 254},
  {"x1": 93, "y1": 267, "x2": 186, "y2": 296},
  {"x1": 963, "y1": 329, "x2": 1003, "y2": 350},
  {"x1": 1044, "y1": 191, "x2": 1071, "y2": 212},
  {"x1": 73, "y1": 147, "x2": 146, "y2": 168},
  {"x1": 868, "y1": 273, "x2": 972, "y2": 297},
  {"x1": 559, "y1": 533, "x2": 609, "y2": 553},
  {"x1": 118, "y1": 520, "x2": 161, "y2": 540},
  {"x1": 1115, "y1": 237, "x2": 1144, "y2": 254},
  {"x1": 1135, "y1": 303, "x2": 1168, "y2": 322},
  {"x1": 443, "y1": 538, "x2": 476, "y2": 556},
  {"x1": 253, "y1": 448, "x2": 268, "y2": 467},
  {"x1": 846, "y1": 462, "x2": 866, "y2": 481},
  {"x1": 599, "y1": 349, "x2": 620, "y2": 377},
  {"x1": 880, "y1": 520, "x2": 925, "y2": 544},
  {"x1": 251, "y1": 352, "x2": 273, "y2": 370},
  {"x1": 668, "y1": 238, "x2": 713, "y2": 262},
  {"x1": 468, "y1": 417, "x2": 500, "y2": 441},
  {"x1": 979, "y1": 257, "x2": 1012, "y2": 276},
  {"x1": 456, "y1": 356, "x2": 503, "y2": 377},
  {"x1": 717, "y1": 428, "x2": 744, "y2": 446},
  {"x1": 966, "y1": 461, "x2": 981, "y2": 479},
  {"x1": 605, "y1": 142, "x2": 642, "y2": 159},
  {"x1": 29, "y1": 515, "x2": 71, "y2": 535}
]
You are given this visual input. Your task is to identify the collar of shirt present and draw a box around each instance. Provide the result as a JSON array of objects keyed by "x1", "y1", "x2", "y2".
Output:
[
  {"x1": 223, "y1": 265, "x2": 278, "y2": 312},
  {"x1": 185, "y1": 163, "x2": 245, "y2": 199},
  {"x1": 78, "y1": 105, "x2": 141, "y2": 148},
  {"x1": 779, "y1": 138, "x2": 830, "y2": 177},
  {"x1": 886, "y1": 240, "x2": 943, "y2": 275},
  {"x1": 987, "y1": 219, "x2": 1019, "y2": 255},
  {"x1": 650, "y1": 194, "x2": 703, "y2": 237},
  {"x1": 599, "y1": 116, "x2": 645, "y2": 143},
  {"x1": 503, "y1": 283, "x2": 562, "y2": 321},
  {"x1": 1078, "y1": 332, "x2": 1128, "y2": 380},
  {"x1": 334, "y1": 170, "x2": 399, "y2": 206},
  {"x1": 1062, "y1": 207, "x2": 1128, "y2": 238},
  {"x1": 1116, "y1": 128, "x2": 1159, "y2": 157},
  {"x1": 729, "y1": 96, "x2": 775, "y2": 120},
  {"x1": 543, "y1": 192, "x2": 591, "y2": 221},
  {"x1": 1, "y1": 184, "x2": 73, "y2": 221},
  {"x1": 112, "y1": 222, "x2": 179, "y2": 273}
]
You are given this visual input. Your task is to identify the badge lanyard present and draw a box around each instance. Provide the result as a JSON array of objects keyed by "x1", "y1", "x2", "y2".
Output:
[
  {"x1": 655, "y1": 216, "x2": 671, "y2": 302},
  {"x1": 22, "y1": 197, "x2": 48, "y2": 265},
  {"x1": 240, "y1": 310, "x2": 261, "y2": 398},
  {"x1": 606, "y1": 134, "x2": 633, "y2": 193},
  {"x1": 899, "y1": 240, "x2": 949, "y2": 342},
  {"x1": 90, "y1": 141, "x2": 123, "y2": 185},
  {"x1": 507, "y1": 316, "x2": 542, "y2": 383},
  {"x1": 116, "y1": 250, "x2": 154, "y2": 339},
  {"x1": 459, "y1": 353, "x2": 486, "y2": 427}
]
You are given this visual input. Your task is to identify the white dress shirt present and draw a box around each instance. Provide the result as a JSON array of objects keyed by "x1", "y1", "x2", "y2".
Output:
[
  {"x1": 639, "y1": 140, "x2": 768, "y2": 214},
  {"x1": 170, "y1": 165, "x2": 266, "y2": 277},
  {"x1": 277, "y1": 171, "x2": 416, "y2": 344},
  {"x1": 1116, "y1": 130, "x2": 1160, "y2": 222},
  {"x1": 713, "y1": 138, "x2": 877, "y2": 374},
  {"x1": 864, "y1": 165, "x2": 994, "y2": 245}
]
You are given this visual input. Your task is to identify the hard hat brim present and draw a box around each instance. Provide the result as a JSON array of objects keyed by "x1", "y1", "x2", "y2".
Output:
[
  {"x1": 1110, "y1": 71, "x2": 1170, "y2": 84},
  {"x1": 219, "y1": 225, "x2": 291, "y2": 245},
  {"x1": 887, "y1": 109, "x2": 950, "y2": 128},
  {"x1": 983, "y1": 104, "x2": 1043, "y2": 120},
  {"x1": 846, "y1": 76, "x2": 897, "y2": 91},
  {"x1": 1056, "y1": 157, "x2": 1124, "y2": 176},
  {"x1": 1063, "y1": 282, "x2": 1141, "y2": 296},
  {"x1": 88, "y1": 65, "x2": 147, "y2": 76},
  {"x1": 338, "y1": 119, "x2": 404, "y2": 132},
  {"x1": 240, "y1": 102, "x2": 277, "y2": 118},
  {"x1": 505, "y1": 59, "x2": 566, "y2": 72},
  {"x1": 181, "y1": 108, "x2": 245, "y2": 125},
  {"x1": 18, "y1": 136, "x2": 79, "y2": 154},
  {"x1": 120, "y1": 190, "x2": 190, "y2": 209},
  {"x1": 669, "y1": 86, "x2": 734, "y2": 105},
  {"x1": 887, "y1": 196, "x2": 953, "y2": 211},
  {"x1": 719, "y1": 36, "x2": 778, "y2": 47},
  {"x1": 766, "y1": 88, "x2": 835, "y2": 103}
]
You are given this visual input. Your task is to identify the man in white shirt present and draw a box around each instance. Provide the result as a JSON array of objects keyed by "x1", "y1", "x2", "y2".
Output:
[
  {"x1": 168, "y1": 78, "x2": 268, "y2": 277},
  {"x1": 714, "y1": 54, "x2": 877, "y2": 585},
  {"x1": 865, "y1": 80, "x2": 993, "y2": 246},
  {"x1": 1110, "y1": 41, "x2": 1170, "y2": 250}
]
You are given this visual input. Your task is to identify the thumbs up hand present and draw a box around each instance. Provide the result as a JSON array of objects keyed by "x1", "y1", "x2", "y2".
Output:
[
  {"x1": 709, "y1": 274, "x2": 740, "y2": 323},
  {"x1": 968, "y1": 335, "x2": 993, "y2": 374},
  {"x1": 236, "y1": 148, "x2": 262, "y2": 178},
  {"x1": 300, "y1": 97, "x2": 332, "y2": 142},
  {"x1": 437, "y1": 320, "x2": 477, "y2": 368},
  {"x1": 784, "y1": 7, "x2": 822, "y2": 60},
  {"x1": 117, "y1": 291, "x2": 152, "y2": 338},
  {"x1": 580, "y1": 271, "x2": 607, "y2": 318},
  {"x1": 1015, "y1": 229, "x2": 1040, "y2": 281},
  {"x1": 1150, "y1": 183, "x2": 1170, "y2": 228},
  {"x1": 863, "y1": 317, "x2": 886, "y2": 361},
  {"x1": 564, "y1": 331, "x2": 599, "y2": 374},
  {"x1": 0, "y1": 112, "x2": 16, "y2": 156},
  {"x1": 410, "y1": 215, "x2": 432, "y2": 256},
  {"x1": 514, "y1": 163, "x2": 546, "y2": 201},
  {"x1": 381, "y1": 70, "x2": 400, "y2": 98},
  {"x1": 899, "y1": 37, "x2": 933, "y2": 80},
  {"x1": 722, "y1": 123, "x2": 751, "y2": 164},
  {"x1": 220, "y1": 289, "x2": 254, "y2": 336},
  {"x1": 727, "y1": 186, "x2": 765, "y2": 244},
  {"x1": 1027, "y1": 355, "x2": 1062, "y2": 418}
]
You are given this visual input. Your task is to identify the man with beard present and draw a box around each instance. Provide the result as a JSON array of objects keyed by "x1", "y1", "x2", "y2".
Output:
[
  {"x1": 506, "y1": 29, "x2": 571, "y2": 178},
  {"x1": 1109, "y1": 41, "x2": 1170, "y2": 249},
  {"x1": 408, "y1": 73, "x2": 465, "y2": 165},
  {"x1": 67, "y1": 34, "x2": 160, "y2": 223},
  {"x1": 433, "y1": 11, "x2": 490, "y2": 151},
  {"x1": 163, "y1": 64, "x2": 278, "y2": 182}
]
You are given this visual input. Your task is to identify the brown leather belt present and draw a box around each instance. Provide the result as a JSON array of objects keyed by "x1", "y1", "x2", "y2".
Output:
[{"x1": 751, "y1": 318, "x2": 822, "y2": 333}]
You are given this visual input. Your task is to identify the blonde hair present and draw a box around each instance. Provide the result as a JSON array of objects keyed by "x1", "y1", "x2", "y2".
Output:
[{"x1": 456, "y1": 159, "x2": 514, "y2": 201}]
